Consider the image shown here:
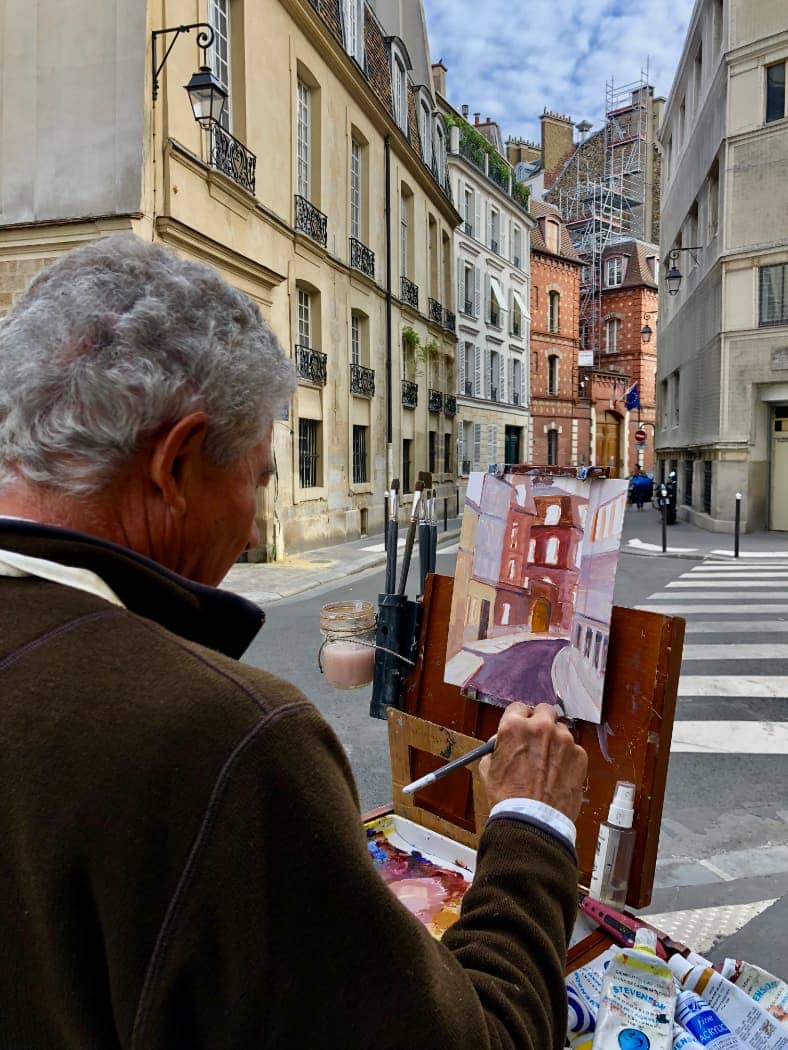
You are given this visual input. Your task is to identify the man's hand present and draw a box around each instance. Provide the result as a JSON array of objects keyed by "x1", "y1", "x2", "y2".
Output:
[{"x1": 479, "y1": 703, "x2": 588, "y2": 821}]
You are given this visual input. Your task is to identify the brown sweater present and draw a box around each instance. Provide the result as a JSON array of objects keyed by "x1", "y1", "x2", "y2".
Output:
[{"x1": 0, "y1": 521, "x2": 577, "y2": 1049}]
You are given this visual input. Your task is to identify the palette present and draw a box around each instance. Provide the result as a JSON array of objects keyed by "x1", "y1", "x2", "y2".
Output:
[{"x1": 364, "y1": 813, "x2": 475, "y2": 939}]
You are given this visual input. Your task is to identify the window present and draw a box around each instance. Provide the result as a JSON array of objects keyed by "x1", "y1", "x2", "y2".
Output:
[
  {"x1": 606, "y1": 256, "x2": 624, "y2": 287},
  {"x1": 352, "y1": 425, "x2": 368, "y2": 484},
  {"x1": 348, "y1": 138, "x2": 362, "y2": 242},
  {"x1": 209, "y1": 0, "x2": 231, "y2": 131},
  {"x1": 678, "y1": 97, "x2": 686, "y2": 145},
  {"x1": 489, "y1": 350, "x2": 499, "y2": 400},
  {"x1": 297, "y1": 79, "x2": 311, "y2": 199},
  {"x1": 420, "y1": 101, "x2": 431, "y2": 162},
  {"x1": 664, "y1": 135, "x2": 672, "y2": 181},
  {"x1": 606, "y1": 318, "x2": 621, "y2": 353},
  {"x1": 351, "y1": 313, "x2": 361, "y2": 365},
  {"x1": 392, "y1": 56, "x2": 407, "y2": 131},
  {"x1": 547, "y1": 429, "x2": 558, "y2": 466},
  {"x1": 766, "y1": 62, "x2": 786, "y2": 123},
  {"x1": 444, "y1": 432, "x2": 451, "y2": 474},
  {"x1": 545, "y1": 220, "x2": 559, "y2": 253},
  {"x1": 511, "y1": 294, "x2": 523, "y2": 337},
  {"x1": 400, "y1": 188, "x2": 410, "y2": 277},
  {"x1": 712, "y1": 0, "x2": 723, "y2": 53},
  {"x1": 402, "y1": 438, "x2": 412, "y2": 492},
  {"x1": 299, "y1": 418, "x2": 320, "y2": 488},
  {"x1": 512, "y1": 358, "x2": 522, "y2": 404},
  {"x1": 687, "y1": 201, "x2": 699, "y2": 263},
  {"x1": 463, "y1": 264, "x2": 474, "y2": 315},
  {"x1": 672, "y1": 371, "x2": 680, "y2": 426},
  {"x1": 463, "y1": 187, "x2": 474, "y2": 236},
  {"x1": 703, "y1": 460, "x2": 713, "y2": 513},
  {"x1": 648, "y1": 256, "x2": 659, "y2": 282},
  {"x1": 661, "y1": 379, "x2": 669, "y2": 427},
  {"x1": 548, "y1": 291, "x2": 560, "y2": 333},
  {"x1": 463, "y1": 342, "x2": 474, "y2": 395},
  {"x1": 759, "y1": 264, "x2": 788, "y2": 327},
  {"x1": 548, "y1": 355, "x2": 559, "y2": 395},
  {"x1": 489, "y1": 277, "x2": 505, "y2": 327},
  {"x1": 708, "y1": 159, "x2": 719, "y2": 236},
  {"x1": 428, "y1": 431, "x2": 437, "y2": 474},
  {"x1": 297, "y1": 288, "x2": 312, "y2": 347},
  {"x1": 489, "y1": 208, "x2": 500, "y2": 253},
  {"x1": 693, "y1": 44, "x2": 703, "y2": 112},
  {"x1": 343, "y1": 0, "x2": 363, "y2": 63},
  {"x1": 513, "y1": 226, "x2": 522, "y2": 267},
  {"x1": 545, "y1": 503, "x2": 561, "y2": 526},
  {"x1": 545, "y1": 537, "x2": 559, "y2": 564}
]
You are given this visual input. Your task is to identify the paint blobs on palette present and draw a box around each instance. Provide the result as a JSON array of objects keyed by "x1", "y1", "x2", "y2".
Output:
[{"x1": 366, "y1": 826, "x2": 470, "y2": 939}]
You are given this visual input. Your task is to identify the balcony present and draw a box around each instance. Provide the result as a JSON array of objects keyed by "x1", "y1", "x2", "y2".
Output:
[
  {"x1": 210, "y1": 123, "x2": 256, "y2": 194},
  {"x1": 295, "y1": 344, "x2": 327, "y2": 385},
  {"x1": 349, "y1": 237, "x2": 375, "y2": 279},
  {"x1": 401, "y1": 275, "x2": 419, "y2": 310},
  {"x1": 294, "y1": 195, "x2": 328, "y2": 247},
  {"x1": 428, "y1": 388, "x2": 443, "y2": 413},
  {"x1": 428, "y1": 298, "x2": 444, "y2": 325},
  {"x1": 443, "y1": 308, "x2": 456, "y2": 333},
  {"x1": 444, "y1": 394, "x2": 457, "y2": 416},
  {"x1": 401, "y1": 379, "x2": 418, "y2": 408},
  {"x1": 464, "y1": 380, "x2": 473, "y2": 396},
  {"x1": 350, "y1": 362, "x2": 375, "y2": 398}
]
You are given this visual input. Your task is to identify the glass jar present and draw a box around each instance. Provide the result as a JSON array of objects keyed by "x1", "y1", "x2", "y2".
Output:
[{"x1": 319, "y1": 600, "x2": 377, "y2": 690}]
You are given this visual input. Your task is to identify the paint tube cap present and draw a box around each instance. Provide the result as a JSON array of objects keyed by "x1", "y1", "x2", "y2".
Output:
[
  {"x1": 608, "y1": 780, "x2": 636, "y2": 828},
  {"x1": 669, "y1": 954, "x2": 696, "y2": 983},
  {"x1": 633, "y1": 927, "x2": 658, "y2": 955}
]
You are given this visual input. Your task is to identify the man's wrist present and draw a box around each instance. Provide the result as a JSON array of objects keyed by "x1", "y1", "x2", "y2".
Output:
[{"x1": 487, "y1": 798, "x2": 576, "y2": 850}]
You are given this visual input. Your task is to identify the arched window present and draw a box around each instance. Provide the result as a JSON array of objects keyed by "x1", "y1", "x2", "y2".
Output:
[
  {"x1": 548, "y1": 291, "x2": 560, "y2": 333},
  {"x1": 548, "y1": 354, "x2": 559, "y2": 395},
  {"x1": 545, "y1": 503, "x2": 561, "y2": 526},
  {"x1": 546, "y1": 537, "x2": 560, "y2": 564}
]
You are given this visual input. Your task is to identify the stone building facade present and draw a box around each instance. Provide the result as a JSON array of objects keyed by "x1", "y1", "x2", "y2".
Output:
[
  {"x1": 0, "y1": 0, "x2": 460, "y2": 556},
  {"x1": 657, "y1": 0, "x2": 788, "y2": 531}
]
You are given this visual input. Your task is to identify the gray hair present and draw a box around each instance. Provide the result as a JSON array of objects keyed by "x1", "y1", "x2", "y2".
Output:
[{"x1": 0, "y1": 235, "x2": 294, "y2": 494}]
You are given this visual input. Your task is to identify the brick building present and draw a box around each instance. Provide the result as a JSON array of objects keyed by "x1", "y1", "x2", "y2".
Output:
[
  {"x1": 529, "y1": 201, "x2": 589, "y2": 466},
  {"x1": 590, "y1": 239, "x2": 659, "y2": 476}
]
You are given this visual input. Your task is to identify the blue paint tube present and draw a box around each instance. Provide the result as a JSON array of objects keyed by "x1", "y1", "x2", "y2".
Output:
[
  {"x1": 673, "y1": 1023, "x2": 706, "y2": 1049},
  {"x1": 675, "y1": 990, "x2": 744, "y2": 1049}
]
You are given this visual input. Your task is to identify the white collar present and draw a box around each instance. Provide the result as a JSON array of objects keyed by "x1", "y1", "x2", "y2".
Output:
[{"x1": 0, "y1": 548, "x2": 125, "y2": 608}]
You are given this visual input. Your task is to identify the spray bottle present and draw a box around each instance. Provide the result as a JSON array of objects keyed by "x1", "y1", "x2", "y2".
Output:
[{"x1": 590, "y1": 780, "x2": 637, "y2": 906}]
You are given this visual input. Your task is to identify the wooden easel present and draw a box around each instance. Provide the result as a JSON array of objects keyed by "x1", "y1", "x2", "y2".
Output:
[{"x1": 383, "y1": 573, "x2": 685, "y2": 912}]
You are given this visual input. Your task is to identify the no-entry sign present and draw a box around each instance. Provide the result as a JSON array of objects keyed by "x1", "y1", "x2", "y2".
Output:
[{"x1": 635, "y1": 428, "x2": 647, "y2": 444}]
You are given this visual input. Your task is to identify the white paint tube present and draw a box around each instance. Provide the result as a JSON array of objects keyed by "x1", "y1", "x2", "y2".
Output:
[
  {"x1": 566, "y1": 949, "x2": 616, "y2": 1038},
  {"x1": 675, "y1": 990, "x2": 745, "y2": 1049},
  {"x1": 670, "y1": 957, "x2": 788, "y2": 1049},
  {"x1": 674, "y1": 1022, "x2": 706, "y2": 1049},
  {"x1": 718, "y1": 960, "x2": 788, "y2": 1024},
  {"x1": 592, "y1": 929, "x2": 676, "y2": 1049}
]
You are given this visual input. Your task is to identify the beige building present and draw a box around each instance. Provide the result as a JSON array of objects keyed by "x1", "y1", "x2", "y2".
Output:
[
  {"x1": 657, "y1": 0, "x2": 788, "y2": 531},
  {"x1": 0, "y1": 0, "x2": 460, "y2": 556}
]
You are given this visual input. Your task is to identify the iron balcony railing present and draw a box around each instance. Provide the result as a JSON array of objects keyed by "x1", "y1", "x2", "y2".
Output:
[
  {"x1": 295, "y1": 344, "x2": 328, "y2": 386},
  {"x1": 444, "y1": 394, "x2": 457, "y2": 416},
  {"x1": 443, "y1": 308, "x2": 456, "y2": 332},
  {"x1": 350, "y1": 362, "x2": 375, "y2": 397},
  {"x1": 401, "y1": 275, "x2": 419, "y2": 310},
  {"x1": 428, "y1": 388, "x2": 443, "y2": 413},
  {"x1": 428, "y1": 298, "x2": 443, "y2": 325},
  {"x1": 463, "y1": 298, "x2": 474, "y2": 315},
  {"x1": 401, "y1": 379, "x2": 418, "y2": 408},
  {"x1": 294, "y1": 194, "x2": 328, "y2": 247},
  {"x1": 464, "y1": 380, "x2": 473, "y2": 396},
  {"x1": 349, "y1": 237, "x2": 375, "y2": 279},
  {"x1": 210, "y1": 123, "x2": 256, "y2": 194}
]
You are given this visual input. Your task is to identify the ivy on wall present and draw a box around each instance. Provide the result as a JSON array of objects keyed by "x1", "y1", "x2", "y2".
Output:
[{"x1": 442, "y1": 113, "x2": 531, "y2": 215}]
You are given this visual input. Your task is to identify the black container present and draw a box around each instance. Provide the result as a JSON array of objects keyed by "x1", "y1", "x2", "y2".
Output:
[{"x1": 369, "y1": 593, "x2": 420, "y2": 719}]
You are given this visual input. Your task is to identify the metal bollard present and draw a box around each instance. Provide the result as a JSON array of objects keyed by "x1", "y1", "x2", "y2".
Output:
[
  {"x1": 734, "y1": 492, "x2": 742, "y2": 558},
  {"x1": 660, "y1": 484, "x2": 668, "y2": 554}
]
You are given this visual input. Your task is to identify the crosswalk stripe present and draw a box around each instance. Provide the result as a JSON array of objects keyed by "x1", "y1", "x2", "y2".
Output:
[
  {"x1": 646, "y1": 592, "x2": 788, "y2": 601},
  {"x1": 638, "y1": 603, "x2": 788, "y2": 613},
  {"x1": 667, "y1": 580, "x2": 788, "y2": 589},
  {"x1": 671, "y1": 720, "x2": 788, "y2": 752},
  {"x1": 710, "y1": 550, "x2": 788, "y2": 558},
  {"x1": 682, "y1": 643, "x2": 788, "y2": 660},
  {"x1": 687, "y1": 571, "x2": 788, "y2": 578},
  {"x1": 683, "y1": 620, "x2": 788, "y2": 633},
  {"x1": 678, "y1": 676, "x2": 788, "y2": 697}
]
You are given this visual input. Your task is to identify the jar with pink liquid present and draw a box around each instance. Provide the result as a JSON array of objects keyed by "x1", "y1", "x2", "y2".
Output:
[{"x1": 319, "y1": 601, "x2": 377, "y2": 689}]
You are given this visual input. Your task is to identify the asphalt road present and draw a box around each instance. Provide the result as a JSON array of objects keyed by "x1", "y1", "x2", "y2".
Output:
[{"x1": 243, "y1": 536, "x2": 787, "y2": 976}]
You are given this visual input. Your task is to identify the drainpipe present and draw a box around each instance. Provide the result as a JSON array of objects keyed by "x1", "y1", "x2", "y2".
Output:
[{"x1": 384, "y1": 136, "x2": 393, "y2": 488}]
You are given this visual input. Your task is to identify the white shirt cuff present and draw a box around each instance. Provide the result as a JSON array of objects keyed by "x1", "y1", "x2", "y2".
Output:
[{"x1": 488, "y1": 798, "x2": 577, "y2": 848}]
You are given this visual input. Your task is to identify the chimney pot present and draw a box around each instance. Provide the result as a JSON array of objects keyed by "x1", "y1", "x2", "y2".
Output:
[
  {"x1": 474, "y1": 112, "x2": 480, "y2": 124},
  {"x1": 461, "y1": 104, "x2": 469, "y2": 118}
]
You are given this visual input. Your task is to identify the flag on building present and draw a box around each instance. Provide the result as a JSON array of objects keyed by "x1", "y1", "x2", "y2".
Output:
[{"x1": 625, "y1": 382, "x2": 641, "y2": 411}]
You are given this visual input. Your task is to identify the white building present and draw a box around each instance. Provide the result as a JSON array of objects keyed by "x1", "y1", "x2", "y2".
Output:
[{"x1": 657, "y1": 0, "x2": 788, "y2": 532}]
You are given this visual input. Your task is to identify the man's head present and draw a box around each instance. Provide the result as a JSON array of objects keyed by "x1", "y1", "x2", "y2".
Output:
[{"x1": 0, "y1": 235, "x2": 295, "y2": 584}]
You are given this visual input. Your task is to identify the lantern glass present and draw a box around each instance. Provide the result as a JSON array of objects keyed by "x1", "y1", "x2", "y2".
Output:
[
  {"x1": 641, "y1": 323, "x2": 652, "y2": 344},
  {"x1": 666, "y1": 264, "x2": 682, "y2": 296},
  {"x1": 185, "y1": 66, "x2": 227, "y2": 128}
]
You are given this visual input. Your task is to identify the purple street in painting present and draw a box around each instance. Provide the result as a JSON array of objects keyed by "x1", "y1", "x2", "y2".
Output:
[{"x1": 444, "y1": 470, "x2": 628, "y2": 723}]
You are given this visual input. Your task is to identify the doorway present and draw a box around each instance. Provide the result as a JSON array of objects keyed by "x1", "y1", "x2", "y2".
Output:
[
  {"x1": 530, "y1": 598, "x2": 550, "y2": 633},
  {"x1": 770, "y1": 407, "x2": 788, "y2": 531},
  {"x1": 478, "y1": 599, "x2": 491, "y2": 640},
  {"x1": 504, "y1": 425, "x2": 522, "y2": 465},
  {"x1": 596, "y1": 411, "x2": 621, "y2": 477}
]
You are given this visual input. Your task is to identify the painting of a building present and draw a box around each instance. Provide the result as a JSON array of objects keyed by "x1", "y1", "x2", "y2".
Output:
[{"x1": 445, "y1": 471, "x2": 627, "y2": 722}]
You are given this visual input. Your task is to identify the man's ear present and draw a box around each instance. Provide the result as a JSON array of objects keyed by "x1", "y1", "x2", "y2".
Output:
[{"x1": 149, "y1": 413, "x2": 210, "y2": 516}]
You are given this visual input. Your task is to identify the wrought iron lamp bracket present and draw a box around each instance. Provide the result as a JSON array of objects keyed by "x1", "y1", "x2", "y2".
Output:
[{"x1": 152, "y1": 23, "x2": 216, "y2": 102}]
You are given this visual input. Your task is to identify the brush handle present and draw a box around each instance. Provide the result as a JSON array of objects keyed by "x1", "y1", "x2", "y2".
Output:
[
  {"x1": 397, "y1": 525, "x2": 417, "y2": 596},
  {"x1": 401, "y1": 735, "x2": 497, "y2": 795},
  {"x1": 418, "y1": 522, "x2": 430, "y2": 596},
  {"x1": 384, "y1": 520, "x2": 398, "y2": 594}
]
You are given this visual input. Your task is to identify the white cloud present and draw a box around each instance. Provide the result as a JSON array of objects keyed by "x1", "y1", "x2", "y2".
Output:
[{"x1": 424, "y1": 0, "x2": 695, "y2": 142}]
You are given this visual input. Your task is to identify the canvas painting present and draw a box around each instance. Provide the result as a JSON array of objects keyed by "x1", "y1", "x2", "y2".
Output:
[{"x1": 444, "y1": 471, "x2": 629, "y2": 723}]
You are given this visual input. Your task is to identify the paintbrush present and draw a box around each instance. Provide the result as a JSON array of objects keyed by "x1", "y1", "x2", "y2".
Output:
[
  {"x1": 397, "y1": 475, "x2": 427, "y2": 596},
  {"x1": 384, "y1": 479, "x2": 399, "y2": 594},
  {"x1": 401, "y1": 734, "x2": 497, "y2": 795},
  {"x1": 417, "y1": 488, "x2": 430, "y2": 596},
  {"x1": 429, "y1": 488, "x2": 438, "y2": 575}
]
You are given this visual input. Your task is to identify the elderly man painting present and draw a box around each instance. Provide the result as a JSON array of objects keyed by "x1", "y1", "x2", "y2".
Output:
[{"x1": 0, "y1": 236, "x2": 587, "y2": 1049}]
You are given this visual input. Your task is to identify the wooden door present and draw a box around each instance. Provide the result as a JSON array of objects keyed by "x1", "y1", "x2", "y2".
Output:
[{"x1": 596, "y1": 411, "x2": 621, "y2": 477}]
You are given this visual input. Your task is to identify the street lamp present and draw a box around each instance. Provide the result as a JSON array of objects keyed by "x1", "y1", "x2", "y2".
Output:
[
  {"x1": 665, "y1": 246, "x2": 702, "y2": 296},
  {"x1": 151, "y1": 23, "x2": 227, "y2": 128},
  {"x1": 640, "y1": 310, "x2": 657, "y2": 344}
]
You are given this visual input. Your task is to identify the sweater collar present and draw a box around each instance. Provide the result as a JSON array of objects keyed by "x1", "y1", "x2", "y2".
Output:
[{"x1": 0, "y1": 519, "x2": 265, "y2": 659}]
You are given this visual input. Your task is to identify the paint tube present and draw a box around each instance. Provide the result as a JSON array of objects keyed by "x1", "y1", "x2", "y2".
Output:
[
  {"x1": 718, "y1": 960, "x2": 788, "y2": 1024},
  {"x1": 566, "y1": 949, "x2": 617, "y2": 1037},
  {"x1": 670, "y1": 956, "x2": 788, "y2": 1049},
  {"x1": 591, "y1": 928, "x2": 676, "y2": 1049},
  {"x1": 674, "y1": 1022, "x2": 707, "y2": 1049},
  {"x1": 675, "y1": 990, "x2": 744, "y2": 1049}
]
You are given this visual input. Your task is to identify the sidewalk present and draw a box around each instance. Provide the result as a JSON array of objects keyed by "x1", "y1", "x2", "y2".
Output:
[
  {"x1": 221, "y1": 517, "x2": 462, "y2": 604},
  {"x1": 621, "y1": 505, "x2": 788, "y2": 559}
]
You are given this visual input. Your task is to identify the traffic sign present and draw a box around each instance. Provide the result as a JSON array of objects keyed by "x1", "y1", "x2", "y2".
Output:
[{"x1": 634, "y1": 428, "x2": 647, "y2": 444}]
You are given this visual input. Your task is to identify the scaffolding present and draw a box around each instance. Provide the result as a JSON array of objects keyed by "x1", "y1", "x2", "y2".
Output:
[{"x1": 559, "y1": 68, "x2": 651, "y2": 367}]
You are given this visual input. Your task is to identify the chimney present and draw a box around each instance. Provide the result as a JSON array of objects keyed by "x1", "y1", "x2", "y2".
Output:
[
  {"x1": 461, "y1": 104, "x2": 469, "y2": 119},
  {"x1": 506, "y1": 138, "x2": 540, "y2": 166},
  {"x1": 431, "y1": 60, "x2": 447, "y2": 97},
  {"x1": 540, "y1": 109, "x2": 574, "y2": 186},
  {"x1": 474, "y1": 112, "x2": 480, "y2": 125}
]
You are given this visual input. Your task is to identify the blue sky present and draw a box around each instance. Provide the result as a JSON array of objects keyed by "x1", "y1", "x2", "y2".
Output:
[{"x1": 423, "y1": 0, "x2": 696, "y2": 143}]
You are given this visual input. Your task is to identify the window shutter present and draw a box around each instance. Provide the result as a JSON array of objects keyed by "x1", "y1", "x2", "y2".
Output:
[
  {"x1": 499, "y1": 353, "x2": 506, "y2": 401},
  {"x1": 474, "y1": 192, "x2": 481, "y2": 241},
  {"x1": 473, "y1": 423, "x2": 482, "y2": 469},
  {"x1": 488, "y1": 424, "x2": 498, "y2": 464},
  {"x1": 521, "y1": 355, "x2": 527, "y2": 405},
  {"x1": 483, "y1": 346, "x2": 491, "y2": 399},
  {"x1": 474, "y1": 266, "x2": 481, "y2": 317},
  {"x1": 458, "y1": 341, "x2": 466, "y2": 393},
  {"x1": 474, "y1": 344, "x2": 482, "y2": 397}
]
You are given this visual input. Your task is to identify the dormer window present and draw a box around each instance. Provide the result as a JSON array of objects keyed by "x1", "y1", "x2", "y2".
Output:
[
  {"x1": 544, "y1": 220, "x2": 559, "y2": 253},
  {"x1": 392, "y1": 56, "x2": 407, "y2": 131},
  {"x1": 648, "y1": 256, "x2": 659, "y2": 281},
  {"x1": 606, "y1": 256, "x2": 625, "y2": 287},
  {"x1": 434, "y1": 118, "x2": 445, "y2": 177},
  {"x1": 343, "y1": 0, "x2": 364, "y2": 64},
  {"x1": 420, "y1": 99, "x2": 431, "y2": 162}
]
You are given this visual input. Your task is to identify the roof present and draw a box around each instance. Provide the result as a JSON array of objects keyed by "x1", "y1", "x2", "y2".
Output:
[
  {"x1": 529, "y1": 200, "x2": 583, "y2": 263},
  {"x1": 602, "y1": 239, "x2": 659, "y2": 289}
]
